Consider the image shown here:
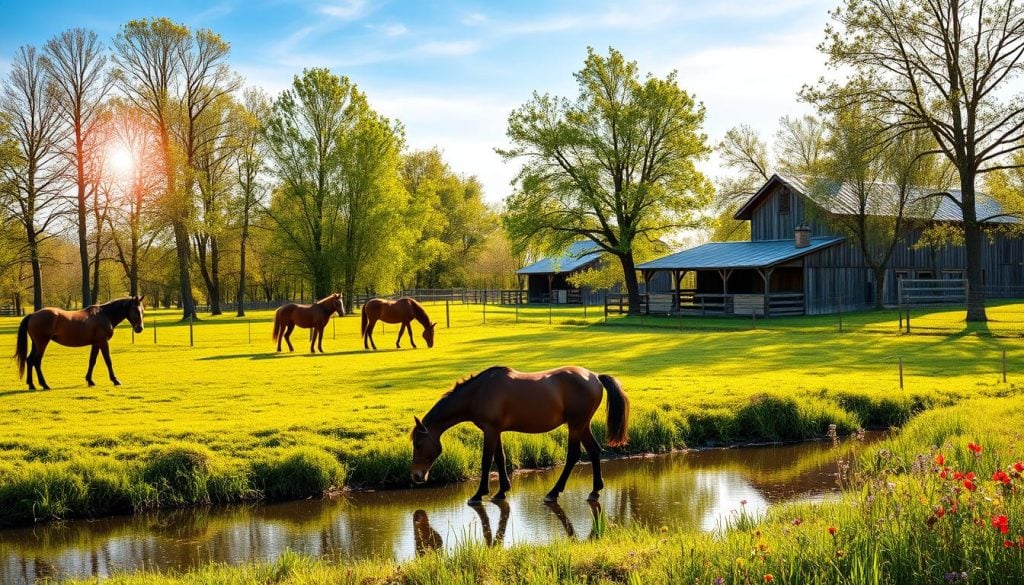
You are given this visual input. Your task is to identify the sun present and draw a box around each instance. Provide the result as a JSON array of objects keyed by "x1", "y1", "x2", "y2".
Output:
[{"x1": 106, "y1": 144, "x2": 134, "y2": 177}]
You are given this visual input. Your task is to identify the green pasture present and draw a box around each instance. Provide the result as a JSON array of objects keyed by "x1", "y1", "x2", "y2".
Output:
[{"x1": 1, "y1": 301, "x2": 1023, "y2": 527}]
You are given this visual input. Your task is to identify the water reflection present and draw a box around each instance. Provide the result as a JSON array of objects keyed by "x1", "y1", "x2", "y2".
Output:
[{"x1": 0, "y1": 435, "x2": 875, "y2": 583}]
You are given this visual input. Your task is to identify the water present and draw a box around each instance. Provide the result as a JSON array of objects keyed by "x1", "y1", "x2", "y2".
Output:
[{"x1": 0, "y1": 436, "x2": 875, "y2": 583}]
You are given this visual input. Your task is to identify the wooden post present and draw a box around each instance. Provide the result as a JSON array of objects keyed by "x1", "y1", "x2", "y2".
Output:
[
  {"x1": 604, "y1": 292, "x2": 608, "y2": 323},
  {"x1": 549, "y1": 302, "x2": 552, "y2": 325},
  {"x1": 483, "y1": 290, "x2": 487, "y2": 324},
  {"x1": 751, "y1": 311, "x2": 756, "y2": 330},
  {"x1": 899, "y1": 356, "x2": 904, "y2": 389},
  {"x1": 515, "y1": 301, "x2": 519, "y2": 323},
  {"x1": 446, "y1": 300, "x2": 450, "y2": 328},
  {"x1": 189, "y1": 314, "x2": 194, "y2": 347},
  {"x1": 132, "y1": 329, "x2": 135, "y2": 344},
  {"x1": 583, "y1": 299, "x2": 587, "y2": 320},
  {"x1": 1003, "y1": 349, "x2": 1007, "y2": 383},
  {"x1": 153, "y1": 319, "x2": 157, "y2": 344},
  {"x1": 333, "y1": 318, "x2": 336, "y2": 340},
  {"x1": 906, "y1": 307, "x2": 911, "y2": 333},
  {"x1": 249, "y1": 319, "x2": 252, "y2": 344},
  {"x1": 838, "y1": 296, "x2": 843, "y2": 333}
]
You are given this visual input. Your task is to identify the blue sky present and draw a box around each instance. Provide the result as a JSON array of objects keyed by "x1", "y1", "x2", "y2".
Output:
[{"x1": 0, "y1": 0, "x2": 834, "y2": 203}]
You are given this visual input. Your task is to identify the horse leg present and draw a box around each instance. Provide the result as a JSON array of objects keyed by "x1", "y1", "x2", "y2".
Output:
[
  {"x1": 582, "y1": 427, "x2": 604, "y2": 501},
  {"x1": 469, "y1": 429, "x2": 499, "y2": 504},
  {"x1": 317, "y1": 325, "x2": 325, "y2": 353},
  {"x1": 284, "y1": 323, "x2": 295, "y2": 352},
  {"x1": 545, "y1": 434, "x2": 582, "y2": 503},
  {"x1": 32, "y1": 337, "x2": 50, "y2": 391},
  {"x1": 309, "y1": 326, "x2": 318, "y2": 354},
  {"x1": 85, "y1": 345, "x2": 100, "y2": 387},
  {"x1": 395, "y1": 322, "x2": 405, "y2": 348},
  {"x1": 100, "y1": 341, "x2": 120, "y2": 386},
  {"x1": 366, "y1": 318, "x2": 377, "y2": 350},
  {"x1": 492, "y1": 435, "x2": 512, "y2": 500},
  {"x1": 408, "y1": 321, "x2": 417, "y2": 349},
  {"x1": 25, "y1": 342, "x2": 36, "y2": 391}
]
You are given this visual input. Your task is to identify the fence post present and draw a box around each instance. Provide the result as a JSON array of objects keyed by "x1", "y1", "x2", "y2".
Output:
[
  {"x1": 333, "y1": 318, "x2": 336, "y2": 340},
  {"x1": 515, "y1": 301, "x2": 519, "y2": 324},
  {"x1": 1003, "y1": 349, "x2": 1007, "y2": 383},
  {"x1": 549, "y1": 302, "x2": 552, "y2": 325},
  {"x1": 751, "y1": 311, "x2": 756, "y2": 330},
  {"x1": 583, "y1": 300, "x2": 587, "y2": 320},
  {"x1": 153, "y1": 319, "x2": 157, "y2": 344},
  {"x1": 483, "y1": 291, "x2": 487, "y2": 324},
  {"x1": 906, "y1": 307, "x2": 911, "y2": 334},
  {"x1": 604, "y1": 292, "x2": 608, "y2": 323},
  {"x1": 898, "y1": 356, "x2": 904, "y2": 390},
  {"x1": 189, "y1": 314, "x2": 194, "y2": 347},
  {"x1": 446, "y1": 300, "x2": 450, "y2": 328},
  {"x1": 837, "y1": 296, "x2": 843, "y2": 332},
  {"x1": 249, "y1": 319, "x2": 252, "y2": 344}
]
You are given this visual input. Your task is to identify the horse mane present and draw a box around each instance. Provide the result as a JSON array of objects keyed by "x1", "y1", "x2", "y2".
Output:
[
  {"x1": 440, "y1": 366, "x2": 508, "y2": 399},
  {"x1": 316, "y1": 293, "x2": 339, "y2": 305},
  {"x1": 89, "y1": 297, "x2": 134, "y2": 316},
  {"x1": 409, "y1": 299, "x2": 429, "y2": 324}
]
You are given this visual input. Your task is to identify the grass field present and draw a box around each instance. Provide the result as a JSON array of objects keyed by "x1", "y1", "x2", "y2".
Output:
[{"x1": 2, "y1": 301, "x2": 1023, "y2": 527}]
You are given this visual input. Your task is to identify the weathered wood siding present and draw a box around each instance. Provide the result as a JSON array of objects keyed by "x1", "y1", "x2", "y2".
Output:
[{"x1": 749, "y1": 183, "x2": 831, "y2": 241}]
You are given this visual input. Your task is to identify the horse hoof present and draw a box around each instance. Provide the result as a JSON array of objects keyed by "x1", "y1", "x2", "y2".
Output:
[
  {"x1": 86, "y1": 380, "x2": 95, "y2": 387},
  {"x1": 41, "y1": 385, "x2": 50, "y2": 390},
  {"x1": 112, "y1": 380, "x2": 121, "y2": 386},
  {"x1": 587, "y1": 492, "x2": 600, "y2": 502},
  {"x1": 543, "y1": 494, "x2": 558, "y2": 503}
]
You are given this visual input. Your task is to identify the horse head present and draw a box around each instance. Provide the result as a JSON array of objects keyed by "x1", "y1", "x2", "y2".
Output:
[
  {"x1": 423, "y1": 322, "x2": 437, "y2": 348},
  {"x1": 128, "y1": 296, "x2": 146, "y2": 334},
  {"x1": 332, "y1": 293, "x2": 346, "y2": 318},
  {"x1": 410, "y1": 415, "x2": 441, "y2": 483}
]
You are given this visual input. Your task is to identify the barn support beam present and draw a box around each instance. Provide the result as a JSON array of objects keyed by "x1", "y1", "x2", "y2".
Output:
[
  {"x1": 716, "y1": 269, "x2": 733, "y2": 315},
  {"x1": 756, "y1": 267, "x2": 775, "y2": 317}
]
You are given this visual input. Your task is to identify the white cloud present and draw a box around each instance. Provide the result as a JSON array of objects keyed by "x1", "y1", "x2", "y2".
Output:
[
  {"x1": 462, "y1": 12, "x2": 488, "y2": 26},
  {"x1": 414, "y1": 40, "x2": 480, "y2": 57},
  {"x1": 318, "y1": 0, "x2": 367, "y2": 20},
  {"x1": 368, "y1": 23, "x2": 408, "y2": 37},
  {"x1": 194, "y1": 1, "x2": 235, "y2": 23}
]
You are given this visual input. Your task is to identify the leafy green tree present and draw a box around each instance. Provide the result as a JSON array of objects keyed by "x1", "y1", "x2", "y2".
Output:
[
  {"x1": 806, "y1": 0, "x2": 1024, "y2": 321},
  {"x1": 233, "y1": 88, "x2": 270, "y2": 316},
  {"x1": 264, "y1": 68, "x2": 408, "y2": 303},
  {"x1": 500, "y1": 47, "x2": 712, "y2": 314}
]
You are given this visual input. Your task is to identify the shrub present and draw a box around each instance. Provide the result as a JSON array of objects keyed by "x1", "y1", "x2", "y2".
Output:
[{"x1": 253, "y1": 447, "x2": 346, "y2": 500}]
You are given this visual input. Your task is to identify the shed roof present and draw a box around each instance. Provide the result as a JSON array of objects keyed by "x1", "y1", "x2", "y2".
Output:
[
  {"x1": 636, "y1": 236, "x2": 844, "y2": 271},
  {"x1": 516, "y1": 241, "x2": 604, "y2": 275},
  {"x1": 735, "y1": 174, "x2": 1019, "y2": 224}
]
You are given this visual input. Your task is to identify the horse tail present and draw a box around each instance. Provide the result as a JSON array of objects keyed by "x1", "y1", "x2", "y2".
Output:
[
  {"x1": 14, "y1": 314, "x2": 30, "y2": 377},
  {"x1": 599, "y1": 374, "x2": 630, "y2": 447},
  {"x1": 272, "y1": 308, "x2": 283, "y2": 342}
]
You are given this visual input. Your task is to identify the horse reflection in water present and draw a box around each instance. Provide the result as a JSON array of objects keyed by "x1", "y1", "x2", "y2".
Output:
[{"x1": 411, "y1": 501, "x2": 602, "y2": 555}]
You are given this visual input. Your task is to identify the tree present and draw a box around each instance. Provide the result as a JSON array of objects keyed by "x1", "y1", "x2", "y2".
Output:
[
  {"x1": 233, "y1": 87, "x2": 270, "y2": 316},
  {"x1": 815, "y1": 107, "x2": 941, "y2": 308},
  {"x1": 264, "y1": 68, "x2": 408, "y2": 303},
  {"x1": 500, "y1": 47, "x2": 712, "y2": 314},
  {"x1": 807, "y1": 0, "x2": 1024, "y2": 321},
  {"x1": 43, "y1": 28, "x2": 112, "y2": 308},
  {"x1": 0, "y1": 46, "x2": 66, "y2": 311}
]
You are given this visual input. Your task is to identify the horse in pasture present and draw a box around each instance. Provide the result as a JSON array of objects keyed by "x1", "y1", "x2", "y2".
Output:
[
  {"x1": 272, "y1": 293, "x2": 345, "y2": 353},
  {"x1": 410, "y1": 366, "x2": 629, "y2": 504},
  {"x1": 13, "y1": 296, "x2": 146, "y2": 390},
  {"x1": 361, "y1": 297, "x2": 436, "y2": 350}
]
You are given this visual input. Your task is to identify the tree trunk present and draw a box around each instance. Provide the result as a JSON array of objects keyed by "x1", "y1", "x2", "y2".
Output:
[
  {"x1": 236, "y1": 219, "x2": 248, "y2": 316},
  {"x1": 873, "y1": 266, "x2": 886, "y2": 310},
  {"x1": 959, "y1": 171, "x2": 988, "y2": 322},
  {"x1": 28, "y1": 230, "x2": 42, "y2": 311},
  {"x1": 618, "y1": 252, "x2": 643, "y2": 315},
  {"x1": 173, "y1": 221, "x2": 196, "y2": 320},
  {"x1": 209, "y1": 237, "x2": 222, "y2": 315},
  {"x1": 91, "y1": 220, "x2": 102, "y2": 303},
  {"x1": 77, "y1": 180, "x2": 91, "y2": 308}
]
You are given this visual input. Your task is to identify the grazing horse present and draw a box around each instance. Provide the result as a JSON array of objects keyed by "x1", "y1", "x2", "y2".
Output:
[
  {"x1": 14, "y1": 296, "x2": 146, "y2": 390},
  {"x1": 272, "y1": 293, "x2": 345, "y2": 353},
  {"x1": 361, "y1": 297, "x2": 436, "y2": 350},
  {"x1": 410, "y1": 366, "x2": 629, "y2": 504}
]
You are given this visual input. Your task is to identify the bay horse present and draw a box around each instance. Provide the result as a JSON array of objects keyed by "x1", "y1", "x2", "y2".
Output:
[
  {"x1": 14, "y1": 296, "x2": 146, "y2": 390},
  {"x1": 272, "y1": 293, "x2": 345, "y2": 353},
  {"x1": 410, "y1": 366, "x2": 629, "y2": 504},
  {"x1": 361, "y1": 297, "x2": 436, "y2": 350}
]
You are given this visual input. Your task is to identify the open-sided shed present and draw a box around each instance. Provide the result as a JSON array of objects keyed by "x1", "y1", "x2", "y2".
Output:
[{"x1": 516, "y1": 241, "x2": 605, "y2": 304}]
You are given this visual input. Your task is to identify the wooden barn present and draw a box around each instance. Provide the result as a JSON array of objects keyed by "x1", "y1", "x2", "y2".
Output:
[
  {"x1": 517, "y1": 241, "x2": 606, "y2": 304},
  {"x1": 638, "y1": 174, "x2": 1024, "y2": 316}
]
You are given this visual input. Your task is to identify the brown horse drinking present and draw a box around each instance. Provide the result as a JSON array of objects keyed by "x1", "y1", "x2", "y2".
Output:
[
  {"x1": 272, "y1": 293, "x2": 345, "y2": 353},
  {"x1": 14, "y1": 296, "x2": 146, "y2": 390},
  {"x1": 361, "y1": 297, "x2": 436, "y2": 350},
  {"x1": 410, "y1": 366, "x2": 629, "y2": 504}
]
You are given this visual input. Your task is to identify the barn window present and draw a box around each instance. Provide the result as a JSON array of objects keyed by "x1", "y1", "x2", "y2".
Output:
[
  {"x1": 895, "y1": 270, "x2": 909, "y2": 281},
  {"x1": 917, "y1": 270, "x2": 934, "y2": 279},
  {"x1": 778, "y1": 190, "x2": 791, "y2": 214}
]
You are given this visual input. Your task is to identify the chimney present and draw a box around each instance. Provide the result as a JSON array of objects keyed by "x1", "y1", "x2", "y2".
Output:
[{"x1": 795, "y1": 224, "x2": 811, "y2": 248}]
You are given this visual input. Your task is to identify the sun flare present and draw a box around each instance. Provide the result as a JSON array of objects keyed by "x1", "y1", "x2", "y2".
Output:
[{"x1": 106, "y1": 145, "x2": 134, "y2": 176}]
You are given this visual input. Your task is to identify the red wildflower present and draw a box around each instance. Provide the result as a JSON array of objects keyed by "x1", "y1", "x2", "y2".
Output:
[
  {"x1": 764, "y1": 575, "x2": 774, "y2": 583},
  {"x1": 993, "y1": 515, "x2": 1010, "y2": 535},
  {"x1": 1005, "y1": 539, "x2": 1015, "y2": 548},
  {"x1": 940, "y1": 468, "x2": 950, "y2": 479},
  {"x1": 1014, "y1": 462, "x2": 1024, "y2": 473},
  {"x1": 935, "y1": 506, "x2": 946, "y2": 518},
  {"x1": 968, "y1": 443, "x2": 983, "y2": 455},
  {"x1": 953, "y1": 471, "x2": 965, "y2": 480},
  {"x1": 966, "y1": 472, "x2": 977, "y2": 480},
  {"x1": 993, "y1": 471, "x2": 1012, "y2": 485},
  {"x1": 828, "y1": 526, "x2": 837, "y2": 536},
  {"x1": 964, "y1": 479, "x2": 977, "y2": 491},
  {"x1": 935, "y1": 453, "x2": 945, "y2": 466}
]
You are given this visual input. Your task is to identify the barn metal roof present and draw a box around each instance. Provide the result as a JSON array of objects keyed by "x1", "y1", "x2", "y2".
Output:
[
  {"x1": 735, "y1": 174, "x2": 1019, "y2": 224},
  {"x1": 516, "y1": 241, "x2": 604, "y2": 275},
  {"x1": 635, "y1": 236, "x2": 845, "y2": 271}
]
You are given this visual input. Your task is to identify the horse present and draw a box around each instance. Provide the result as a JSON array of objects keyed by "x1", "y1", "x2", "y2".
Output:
[
  {"x1": 272, "y1": 293, "x2": 345, "y2": 353},
  {"x1": 410, "y1": 366, "x2": 629, "y2": 504},
  {"x1": 13, "y1": 296, "x2": 146, "y2": 390},
  {"x1": 360, "y1": 297, "x2": 436, "y2": 350}
]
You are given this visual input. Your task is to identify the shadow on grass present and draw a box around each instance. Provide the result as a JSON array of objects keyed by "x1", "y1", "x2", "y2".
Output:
[{"x1": 197, "y1": 349, "x2": 373, "y2": 361}]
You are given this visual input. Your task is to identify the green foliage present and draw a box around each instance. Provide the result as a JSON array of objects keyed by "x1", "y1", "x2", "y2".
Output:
[
  {"x1": 500, "y1": 47, "x2": 713, "y2": 312},
  {"x1": 253, "y1": 447, "x2": 346, "y2": 500}
]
